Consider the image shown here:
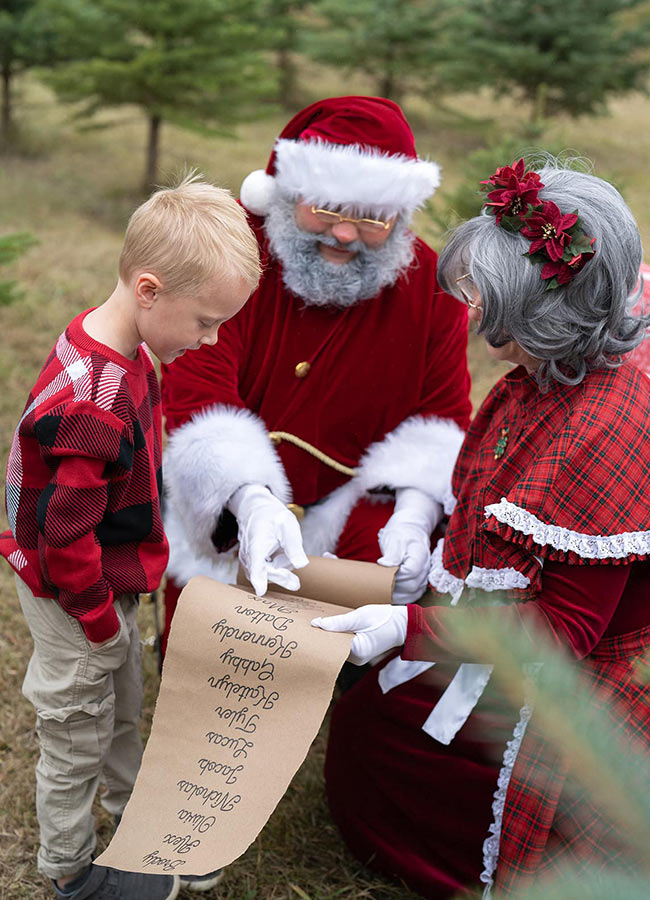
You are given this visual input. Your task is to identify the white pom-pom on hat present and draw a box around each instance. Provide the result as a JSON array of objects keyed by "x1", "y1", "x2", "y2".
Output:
[{"x1": 240, "y1": 169, "x2": 276, "y2": 217}]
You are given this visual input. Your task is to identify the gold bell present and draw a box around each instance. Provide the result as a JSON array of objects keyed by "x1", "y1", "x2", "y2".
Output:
[
  {"x1": 287, "y1": 503, "x2": 305, "y2": 520},
  {"x1": 294, "y1": 361, "x2": 311, "y2": 378}
]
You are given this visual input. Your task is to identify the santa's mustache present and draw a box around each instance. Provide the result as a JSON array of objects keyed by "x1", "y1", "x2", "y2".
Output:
[{"x1": 264, "y1": 196, "x2": 416, "y2": 309}]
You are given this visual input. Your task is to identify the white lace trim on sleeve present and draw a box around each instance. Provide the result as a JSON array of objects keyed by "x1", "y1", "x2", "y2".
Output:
[
  {"x1": 428, "y1": 538, "x2": 531, "y2": 604},
  {"x1": 485, "y1": 497, "x2": 650, "y2": 560}
]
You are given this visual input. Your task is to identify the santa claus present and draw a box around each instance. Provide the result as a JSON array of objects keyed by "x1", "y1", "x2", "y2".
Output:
[{"x1": 160, "y1": 96, "x2": 472, "y2": 650}]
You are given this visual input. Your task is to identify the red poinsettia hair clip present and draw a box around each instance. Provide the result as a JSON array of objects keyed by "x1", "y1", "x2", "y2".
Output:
[{"x1": 480, "y1": 159, "x2": 596, "y2": 290}]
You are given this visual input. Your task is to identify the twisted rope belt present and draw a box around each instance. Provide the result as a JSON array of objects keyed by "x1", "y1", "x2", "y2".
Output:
[{"x1": 268, "y1": 431, "x2": 358, "y2": 478}]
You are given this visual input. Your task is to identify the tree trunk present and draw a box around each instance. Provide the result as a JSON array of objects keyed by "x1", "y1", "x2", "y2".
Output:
[
  {"x1": 531, "y1": 81, "x2": 548, "y2": 124},
  {"x1": 277, "y1": 45, "x2": 298, "y2": 110},
  {"x1": 378, "y1": 72, "x2": 396, "y2": 101},
  {"x1": 1, "y1": 62, "x2": 12, "y2": 145},
  {"x1": 144, "y1": 113, "x2": 162, "y2": 192}
]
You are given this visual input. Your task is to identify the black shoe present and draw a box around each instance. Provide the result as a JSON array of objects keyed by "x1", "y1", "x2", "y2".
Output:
[
  {"x1": 52, "y1": 863, "x2": 180, "y2": 899},
  {"x1": 179, "y1": 869, "x2": 224, "y2": 892}
]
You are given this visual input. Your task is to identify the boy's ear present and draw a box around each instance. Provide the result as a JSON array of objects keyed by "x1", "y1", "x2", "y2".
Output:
[{"x1": 134, "y1": 273, "x2": 163, "y2": 309}]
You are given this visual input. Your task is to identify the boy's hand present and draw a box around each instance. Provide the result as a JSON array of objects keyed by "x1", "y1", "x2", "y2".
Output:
[
  {"x1": 311, "y1": 605, "x2": 408, "y2": 666},
  {"x1": 227, "y1": 484, "x2": 309, "y2": 597},
  {"x1": 89, "y1": 627, "x2": 120, "y2": 650}
]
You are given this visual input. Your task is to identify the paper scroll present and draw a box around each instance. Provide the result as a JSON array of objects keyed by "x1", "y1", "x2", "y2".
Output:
[{"x1": 95, "y1": 556, "x2": 396, "y2": 876}]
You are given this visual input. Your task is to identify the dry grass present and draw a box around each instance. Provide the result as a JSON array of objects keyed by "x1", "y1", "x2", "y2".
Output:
[{"x1": 1, "y1": 68, "x2": 649, "y2": 900}]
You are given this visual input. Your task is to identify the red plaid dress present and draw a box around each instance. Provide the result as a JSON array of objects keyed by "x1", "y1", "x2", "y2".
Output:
[
  {"x1": 326, "y1": 361, "x2": 650, "y2": 899},
  {"x1": 496, "y1": 625, "x2": 650, "y2": 895},
  {"x1": 433, "y1": 361, "x2": 650, "y2": 893}
]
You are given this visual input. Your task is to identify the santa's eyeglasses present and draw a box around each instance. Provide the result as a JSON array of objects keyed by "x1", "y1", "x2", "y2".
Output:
[{"x1": 310, "y1": 206, "x2": 394, "y2": 235}]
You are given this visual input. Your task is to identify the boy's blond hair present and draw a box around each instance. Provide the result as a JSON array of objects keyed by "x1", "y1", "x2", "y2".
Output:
[{"x1": 119, "y1": 172, "x2": 261, "y2": 296}]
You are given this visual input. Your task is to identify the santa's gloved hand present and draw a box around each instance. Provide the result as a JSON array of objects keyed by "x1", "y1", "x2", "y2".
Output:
[
  {"x1": 311, "y1": 605, "x2": 408, "y2": 666},
  {"x1": 227, "y1": 484, "x2": 309, "y2": 597},
  {"x1": 377, "y1": 487, "x2": 442, "y2": 604}
]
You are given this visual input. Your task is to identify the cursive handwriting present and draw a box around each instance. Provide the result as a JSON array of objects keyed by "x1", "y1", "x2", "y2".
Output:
[
  {"x1": 161, "y1": 833, "x2": 201, "y2": 854},
  {"x1": 219, "y1": 647, "x2": 275, "y2": 680},
  {"x1": 205, "y1": 731, "x2": 254, "y2": 759},
  {"x1": 177, "y1": 809, "x2": 216, "y2": 833},
  {"x1": 233, "y1": 606, "x2": 294, "y2": 631},
  {"x1": 197, "y1": 757, "x2": 244, "y2": 783},
  {"x1": 213, "y1": 705, "x2": 260, "y2": 734},
  {"x1": 211, "y1": 618, "x2": 297, "y2": 657},
  {"x1": 176, "y1": 779, "x2": 241, "y2": 811},
  {"x1": 207, "y1": 673, "x2": 279, "y2": 709},
  {"x1": 141, "y1": 849, "x2": 186, "y2": 871}
]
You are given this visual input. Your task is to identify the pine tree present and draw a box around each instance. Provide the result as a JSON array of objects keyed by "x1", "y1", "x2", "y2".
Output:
[
  {"x1": 305, "y1": 0, "x2": 458, "y2": 105},
  {"x1": 453, "y1": 0, "x2": 650, "y2": 121},
  {"x1": 0, "y1": 0, "x2": 57, "y2": 142},
  {"x1": 265, "y1": 0, "x2": 308, "y2": 110},
  {"x1": 0, "y1": 230, "x2": 37, "y2": 304},
  {"x1": 46, "y1": 0, "x2": 277, "y2": 190}
]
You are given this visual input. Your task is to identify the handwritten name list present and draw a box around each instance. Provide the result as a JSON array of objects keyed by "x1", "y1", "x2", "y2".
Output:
[{"x1": 96, "y1": 558, "x2": 393, "y2": 876}]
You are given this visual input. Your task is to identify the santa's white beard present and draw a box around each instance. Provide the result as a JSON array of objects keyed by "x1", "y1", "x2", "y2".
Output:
[{"x1": 264, "y1": 197, "x2": 416, "y2": 308}]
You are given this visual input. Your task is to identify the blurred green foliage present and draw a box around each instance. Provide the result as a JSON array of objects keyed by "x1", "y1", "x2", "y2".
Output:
[
  {"x1": 0, "y1": 229, "x2": 37, "y2": 304},
  {"x1": 447, "y1": 0, "x2": 650, "y2": 121},
  {"x1": 444, "y1": 593, "x2": 650, "y2": 900},
  {"x1": 303, "y1": 0, "x2": 460, "y2": 105},
  {"x1": 42, "y1": 0, "x2": 279, "y2": 188}
]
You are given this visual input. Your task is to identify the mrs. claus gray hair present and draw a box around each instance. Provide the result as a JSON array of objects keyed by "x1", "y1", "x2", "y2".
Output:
[{"x1": 438, "y1": 158, "x2": 648, "y2": 387}]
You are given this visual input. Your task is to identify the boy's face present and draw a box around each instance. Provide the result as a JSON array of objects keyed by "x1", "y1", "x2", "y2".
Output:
[{"x1": 136, "y1": 272, "x2": 251, "y2": 365}]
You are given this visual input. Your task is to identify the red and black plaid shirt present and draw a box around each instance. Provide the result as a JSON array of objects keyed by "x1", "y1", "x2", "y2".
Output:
[
  {"x1": 1, "y1": 310, "x2": 168, "y2": 642},
  {"x1": 443, "y1": 362, "x2": 650, "y2": 595}
]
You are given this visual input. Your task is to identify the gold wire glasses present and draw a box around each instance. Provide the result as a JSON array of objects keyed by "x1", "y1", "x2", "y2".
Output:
[
  {"x1": 455, "y1": 273, "x2": 482, "y2": 310},
  {"x1": 310, "y1": 206, "x2": 393, "y2": 235}
]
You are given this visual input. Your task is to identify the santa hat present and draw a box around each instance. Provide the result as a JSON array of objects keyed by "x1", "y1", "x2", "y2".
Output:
[{"x1": 240, "y1": 95, "x2": 441, "y2": 218}]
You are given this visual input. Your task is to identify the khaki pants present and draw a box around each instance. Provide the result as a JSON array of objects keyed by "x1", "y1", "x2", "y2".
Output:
[{"x1": 17, "y1": 577, "x2": 143, "y2": 879}]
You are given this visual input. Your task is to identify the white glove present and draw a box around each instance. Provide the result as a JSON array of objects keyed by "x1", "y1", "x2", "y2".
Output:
[
  {"x1": 312, "y1": 605, "x2": 408, "y2": 666},
  {"x1": 227, "y1": 484, "x2": 309, "y2": 597},
  {"x1": 377, "y1": 487, "x2": 442, "y2": 604}
]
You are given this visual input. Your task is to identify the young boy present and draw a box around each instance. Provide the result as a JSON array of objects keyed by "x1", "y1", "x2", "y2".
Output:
[{"x1": 0, "y1": 174, "x2": 260, "y2": 900}]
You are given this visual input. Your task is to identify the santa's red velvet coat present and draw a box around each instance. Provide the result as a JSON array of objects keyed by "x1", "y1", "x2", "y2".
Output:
[{"x1": 161, "y1": 217, "x2": 471, "y2": 605}]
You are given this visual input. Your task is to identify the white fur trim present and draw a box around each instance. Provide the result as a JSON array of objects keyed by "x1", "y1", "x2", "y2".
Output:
[
  {"x1": 300, "y1": 478, "x2": 367, "y2": 557},
  {"x1": 240, "y1": 169, "x2": 277, "y2": 217},
  {"x1": 164, "y1": 406, "x2": 291, "y2": 564},
  {"x1": 164, "y1": 499, "x2": 239, "y2": 586},
  {"x1": 485, "y1": 498, "x2": 650, "y2": 560},
  {"x1": 274, "y1": 138, "x2": 441, "y2": 215},
  {"x1": 357, "y1": 416, "x2": 465, "y2": 509}
]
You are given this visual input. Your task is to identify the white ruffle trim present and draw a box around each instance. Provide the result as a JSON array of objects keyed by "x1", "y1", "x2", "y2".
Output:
[
  {"x1": 428, "y1": 539, "x2": 465, "y2": 604},
  {"x1": 480, "y1": 664, "x2": 541, "y2": 898},
  {"x1": 428, "y1": 538, "x2": 531, "y2": 604},
  {"x1": 485, "y1": 497, "x2": 650, "y2": 560},
  {"x1": 480, "y1": 701, "x2": 533, "y2": 898},
  {"x1": 465, "y1": 565, "x2": 530, "y2": 592}
]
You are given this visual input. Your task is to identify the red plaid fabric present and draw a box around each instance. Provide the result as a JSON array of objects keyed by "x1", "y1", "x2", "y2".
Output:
[
  {"x1": 442, "y1": 362, "x2": 650, "y2": 597},
  {"x1": 496, "y1": 624, "x2": 650, "y2": 894},
  {"x1": 0, "y1": 310, "x2": 168, "y2": 642}
]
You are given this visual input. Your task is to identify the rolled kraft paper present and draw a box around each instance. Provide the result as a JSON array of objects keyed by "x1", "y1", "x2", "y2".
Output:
[
  {"x1": 237, "y1": 555, "x2": 398, "y2": 608},
  {"x1": 95, "y1": 574, "x2": 357, "y2": 877}
]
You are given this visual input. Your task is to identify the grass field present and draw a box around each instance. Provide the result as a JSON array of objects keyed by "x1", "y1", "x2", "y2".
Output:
[{"x1": 1, "y1": 68, "x2": 649, "y2": 900}]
